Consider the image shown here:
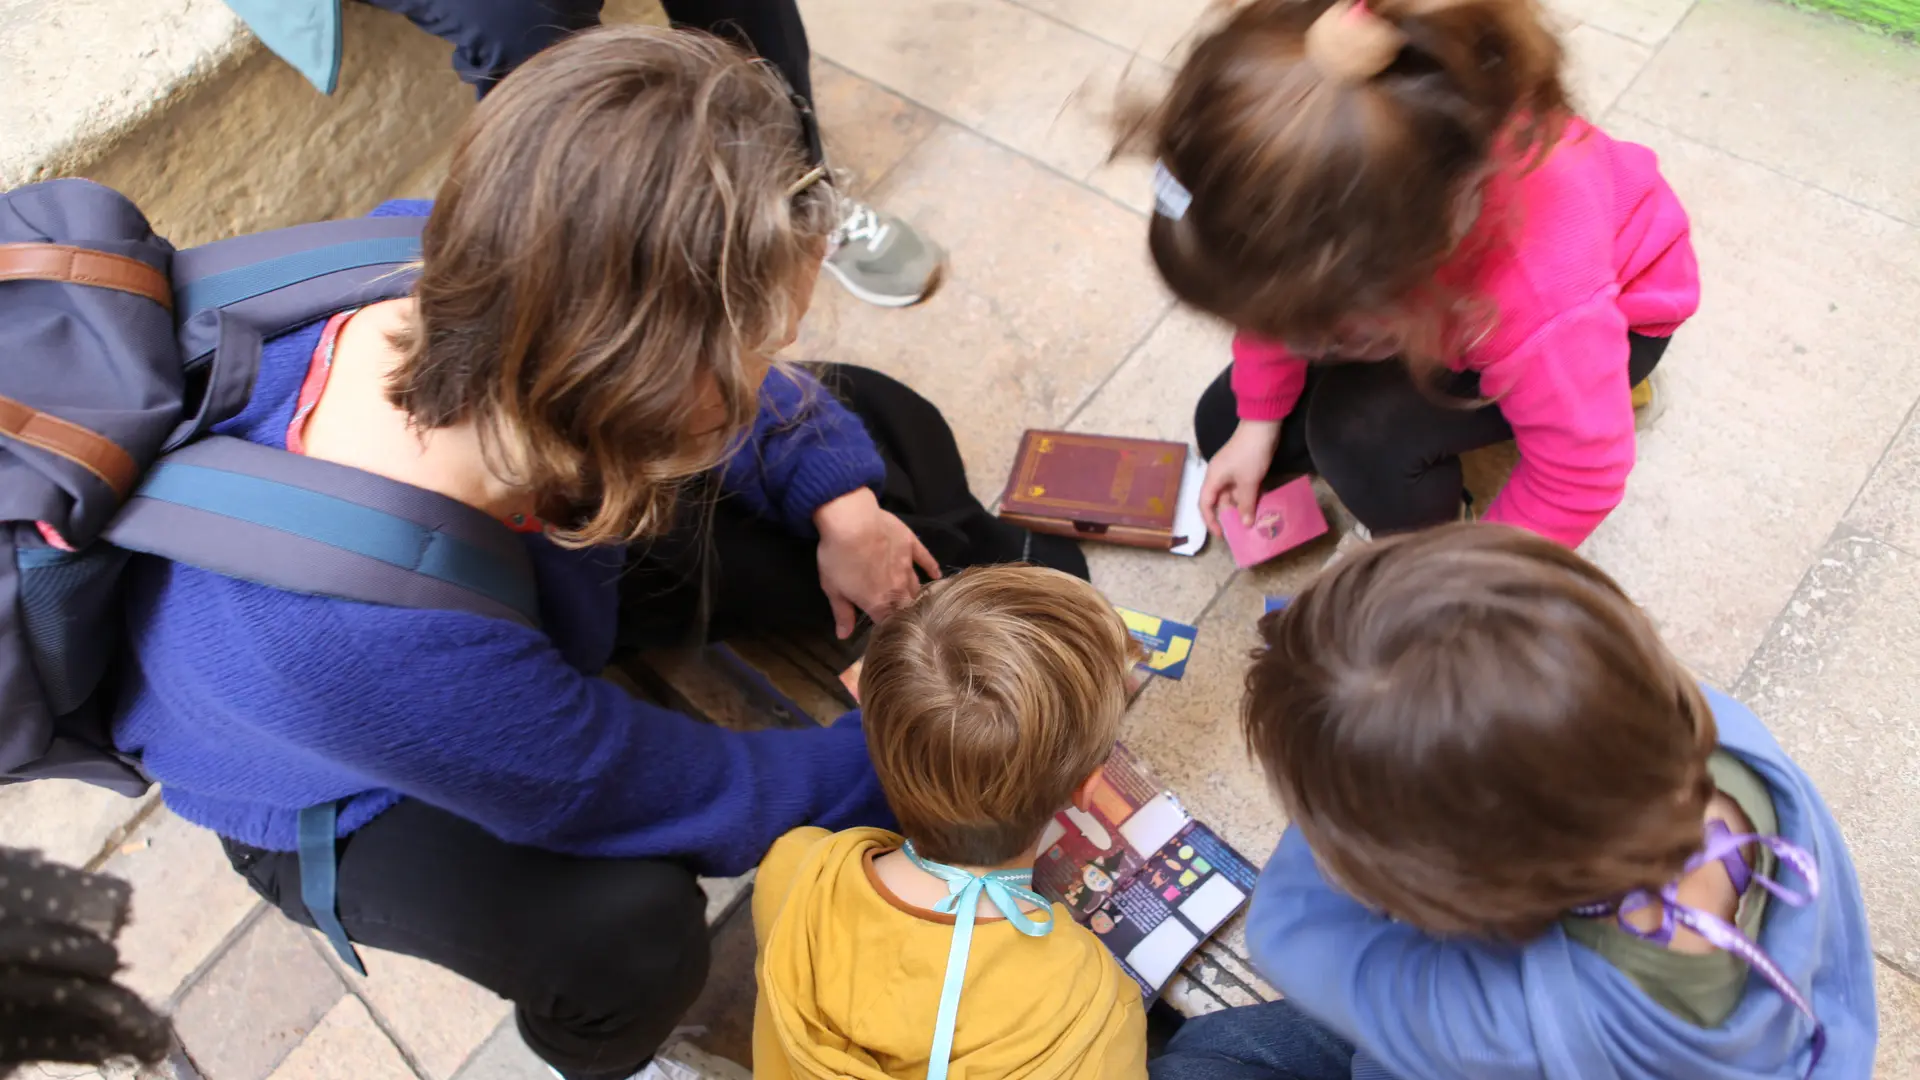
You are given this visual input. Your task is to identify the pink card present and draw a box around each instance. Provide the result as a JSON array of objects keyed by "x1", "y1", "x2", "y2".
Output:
[{"x1": 1219, "y1": 476, "x2": 1329, "y2": 568}]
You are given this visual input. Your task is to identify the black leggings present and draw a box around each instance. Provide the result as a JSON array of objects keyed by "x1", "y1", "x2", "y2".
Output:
[
  {"x1": 223, "y1": 802, "x2": 707, "y2": 1080},
  {"x1": 617, "y1": 363, "x2": 1088, "y2": 646},
  {"x1": 364, "y1": 0, "x2": 825, "y2": 162},
  {"x1": 1193, "y1": 333, "x2": 1669, "y2": 534}
]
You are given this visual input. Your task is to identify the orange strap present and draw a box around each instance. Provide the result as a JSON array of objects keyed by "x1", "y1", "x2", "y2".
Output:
[
  {"x1": 0, "y1": 242, "x2": 172, "y2": 310},
  {"x1": 0, "y1": 241, "x2": 168, "y2": 500},
  {"x1": 0, "y1": 393, "x2": 138, "y2": 499}
]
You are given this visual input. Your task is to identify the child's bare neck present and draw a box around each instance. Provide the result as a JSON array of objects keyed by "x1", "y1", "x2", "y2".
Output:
[{"x1": 872, "y1": 845, "x2": 1045, "y2": 920}]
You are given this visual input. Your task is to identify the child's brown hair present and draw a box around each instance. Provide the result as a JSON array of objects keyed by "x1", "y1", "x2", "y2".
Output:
[
  {"x1": 1245, "y1": 523, "x2": 1716, "y2": 940},
  {"x1": 1127, "y1": 0, "x2": 1569, "y2": 367},
  {"x1": 389, "y1": 26, "x2": 837, "y2": 548},
  {"x1": 860, "y1": 565, "x2": 1138, "y2": 866}
]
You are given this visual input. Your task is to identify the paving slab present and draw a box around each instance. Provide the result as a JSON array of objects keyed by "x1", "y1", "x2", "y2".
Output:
[
  {"x1": 1545, "y1": 0, "x2": 1698, "y2": 45},
  {"x1": 0, "y1": 781, "x2": 155, "y2": 870},
  {"x1": 100, "y1": 809, "x2": 262, "y2": 1003},
  {"x1": 1578, "y1": 116, "x2": 1920, "y2": 683},
  {"x1": 813, "y1": 59, "x2": 942, "y2": 194},
  {"x1": 1877, "y1": 962, "x2": 1920, "y2": 1078},
  {"x1": 1733, "y1": 528, "x2": 1920, "y2": 971},
  {"x1": 799, "y1": 0, "x2": 1140, "y2": 181},
  {"x1": 330, "y1": 943, "x2": 512, "y2": 1080},
  {"x1": 1162, "y1": 972, "x2": 1229, "y2": 1018},
  {"x1": 792, "y1": 123, "x2": 1171, "y2": 505},
  {"x1": 1618, "y1": 0, "x2": 1920, "y2": 225},
  {"x1": 1120, "y1": 568, "x2": 1318, "y2": 864},
  {"x1": 1012, "y1": 0, "x2": 1222, "y2": 61},
  {"x1": 173, "y1": 913, "x2": 347, "y2": 1080},
  {"x1": 1203, "y1": 913, "x2": 1282, "y2": 1001},
  {"x1": 701, "y1": 871, "x2": 756, "y2": 927},
  {"x1": 451, "y1": 1018, "x2": 549, "y2": 1080},
  {"x1": 1180, "y1": 943, "x2": 1273, "y2": 1009},
  {"x1": 1847, "y1": 406, "x2": 1920, "y2": 553},
  {"x1": 677, "y1": 903, "x2": 760, "y2": 1070},
  {"x1": 1069, "y1": 306, "x2": 1242, "y2": 621},
  {"x1": 1563, "y1": 23, "x2": 1656, "y2": 115},
  {"x1": 266, "y1": 997, "x2": 418, "y2": 1080}
]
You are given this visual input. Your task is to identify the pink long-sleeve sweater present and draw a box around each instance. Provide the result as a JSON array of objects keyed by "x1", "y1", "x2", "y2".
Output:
[{"x1": 1229, "y1": 118, "x2": 1700, "y2": 548}]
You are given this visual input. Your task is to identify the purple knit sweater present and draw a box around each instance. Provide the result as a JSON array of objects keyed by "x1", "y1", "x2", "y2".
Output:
[{"x1": 111, "y1": 201, "x2": 892, "y2": 876}]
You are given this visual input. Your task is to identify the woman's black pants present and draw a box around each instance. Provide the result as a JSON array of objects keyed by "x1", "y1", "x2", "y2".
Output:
[
  {"x1": 365, "y1": 0, "x2": 825, "y2": 161},
  {"x1": 224, "y1": 802, "x2": 705, "y2": 1080}
]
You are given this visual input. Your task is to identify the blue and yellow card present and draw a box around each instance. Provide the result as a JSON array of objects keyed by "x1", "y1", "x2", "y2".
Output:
[{"x1": 1115, "y1": 607, "x2": 1198, "y2": 681}]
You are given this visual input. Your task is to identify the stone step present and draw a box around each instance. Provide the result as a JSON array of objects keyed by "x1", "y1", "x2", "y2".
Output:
[{"x1": 5, "y1": 0, "x2": 661, "y2": 244}]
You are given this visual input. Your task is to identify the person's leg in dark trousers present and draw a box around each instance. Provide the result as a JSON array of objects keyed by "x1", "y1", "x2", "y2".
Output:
[
  {"x1": 656, "y1": 1, "x2": 940, "y2": 305},
  {"x1": 1149, "y1": 999, "x2": 1356, "y2": 1080},
  {"x1": 366, "y1": 0, "x2": 939, "y2": 304},
  {"x1": 222, "y1": 801, "x2": 708, "y2": 1080},
  {"x1": 362, "y1": 0, "x2": 607, "y2": 96},
  {"x1": 657, "y1": 0, "x2": 821, "y2": 163},
  {"x1": 1192, "y1": 333, "x2": 1670, "y2": 534},
  {"x1": 618, "y1": 363, "x2": 1088, "y2": 649}
]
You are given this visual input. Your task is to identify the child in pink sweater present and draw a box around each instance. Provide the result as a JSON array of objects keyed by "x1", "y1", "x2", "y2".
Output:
[{"x1": 1136, "y1": 0, "x2": 1700, "y2": 548}]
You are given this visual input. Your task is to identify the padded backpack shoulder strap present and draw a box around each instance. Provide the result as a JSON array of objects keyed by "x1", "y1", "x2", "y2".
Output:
[
  {"x1": 102, "y1": 435, "x2": 540, "y2": 628},
  {"x1": 172, "y1": 215, "x2": 426, "y2": 369},
  {"x1": 164, "y1": 215, "x2": 425, "y2": 452}
]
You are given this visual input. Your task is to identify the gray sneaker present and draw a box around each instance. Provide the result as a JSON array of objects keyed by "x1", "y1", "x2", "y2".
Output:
[{"x1": 824, "y1": 196, "x2": 945, "y2": 308}]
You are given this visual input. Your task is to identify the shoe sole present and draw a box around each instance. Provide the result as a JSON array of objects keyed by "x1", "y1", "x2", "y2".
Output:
[
  {"x1": 823, "y1": 257, "x2": 946, "y2": 308},
  {"x1": 1634, "y1": 372, "x2": 1670, "y2": 432}
]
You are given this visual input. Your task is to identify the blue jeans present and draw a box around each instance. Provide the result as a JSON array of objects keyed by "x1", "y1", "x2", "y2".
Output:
[{"x1": 1151, "y1": 1000, "x2": 1358, "y2": 1080}]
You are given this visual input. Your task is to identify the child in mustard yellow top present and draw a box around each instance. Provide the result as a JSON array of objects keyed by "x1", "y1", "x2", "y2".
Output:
[{"x1": 751, "y1": 565, "x2": 1148, "y2": 1080}]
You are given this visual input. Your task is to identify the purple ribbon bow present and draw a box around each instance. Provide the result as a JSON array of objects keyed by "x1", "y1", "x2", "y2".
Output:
[{"x1": 1570, "y1": 819, "x2": 1824, "y2": 1076}]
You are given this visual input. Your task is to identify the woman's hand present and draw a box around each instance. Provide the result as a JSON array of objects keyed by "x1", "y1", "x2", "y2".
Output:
[
  {"x1": 814, "y1": 488, "x2": 942, "y2": 639},
  {"x1": 1201, "y1": 421, "x2": 1281, "y2": 535}
]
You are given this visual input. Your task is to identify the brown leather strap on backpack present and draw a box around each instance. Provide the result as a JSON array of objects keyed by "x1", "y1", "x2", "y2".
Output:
[
  {"x1": 0, "y1": 394, "x2": 139, "y2": 499},
  {"x1": 0, "y1": 242, "x2": 164, "y2": 500},
  {"x1": 0, "y1": 242, "x2": 172, "y2": 310}
]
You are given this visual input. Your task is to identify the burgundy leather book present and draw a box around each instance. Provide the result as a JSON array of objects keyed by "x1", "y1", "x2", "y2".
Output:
[{"x1": 998, "y1": 431, "x2": 1188, "y2": 550}]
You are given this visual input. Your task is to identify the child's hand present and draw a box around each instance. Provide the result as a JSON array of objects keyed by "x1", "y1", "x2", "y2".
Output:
[{"x1": 1201, "y1": 421, "x2": 1280, "y2": 535}]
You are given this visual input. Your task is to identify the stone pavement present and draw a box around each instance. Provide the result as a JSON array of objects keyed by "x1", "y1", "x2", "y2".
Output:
[{"x1": 7, "y1": 0, "x2": 1920, "y2": 1076}]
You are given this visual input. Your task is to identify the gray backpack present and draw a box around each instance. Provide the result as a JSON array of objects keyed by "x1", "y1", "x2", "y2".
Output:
[{"x1": 0, "y1": 178, "x2": 541, "y2": 796}]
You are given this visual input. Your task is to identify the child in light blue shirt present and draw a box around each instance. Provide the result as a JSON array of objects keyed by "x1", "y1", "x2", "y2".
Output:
[{"x1": 1153, "y1": 524, "x2": 1875, "y2": 1080}]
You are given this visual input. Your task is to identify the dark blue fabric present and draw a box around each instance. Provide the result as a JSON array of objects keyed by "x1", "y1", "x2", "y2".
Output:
[
  {"x1": 360, "y1": 0, "x2": 605, "y2": 97},
  {"x1": 1150, "y1": 1000, "x2": 1358, "y2": 1080},
  {"x1": 111, "y1": 200, "x2": 893, "y2": 873}
]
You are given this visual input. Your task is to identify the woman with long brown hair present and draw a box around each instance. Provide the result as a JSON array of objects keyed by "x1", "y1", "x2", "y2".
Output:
[{"x1": 110, "y1": 26, "x2": 1070, "y2": 1080}]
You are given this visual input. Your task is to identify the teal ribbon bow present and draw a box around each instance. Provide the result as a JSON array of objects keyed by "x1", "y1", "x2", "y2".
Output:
[{"x1": 903, "y1": 840, "x2": 1056, "y2": 1080}]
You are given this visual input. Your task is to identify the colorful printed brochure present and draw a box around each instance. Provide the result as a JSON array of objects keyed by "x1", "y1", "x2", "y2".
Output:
[{"x1": 1033, "y1": 745, "x2": 1259, "y2": 997}]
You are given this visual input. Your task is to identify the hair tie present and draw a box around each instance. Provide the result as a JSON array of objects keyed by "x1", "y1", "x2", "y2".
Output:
[
  {"x1": 1305, "y1": 0, "x2": 1408, "y2": 83},
  {"x1": 1153, "y1": 161, "x2": 1193, "y2": 220}
]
